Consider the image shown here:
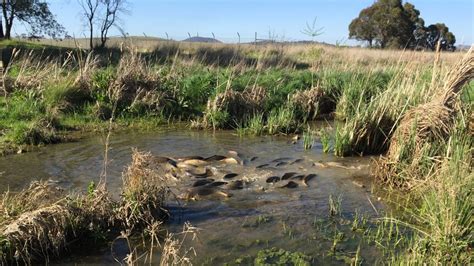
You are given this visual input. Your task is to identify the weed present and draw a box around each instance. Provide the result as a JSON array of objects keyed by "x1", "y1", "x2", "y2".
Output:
[
  {"x1": 319, "y1": 128, "x2": 331, "y2": 153},
  {"x1": 303, "y1": 127, "x2": 314, "y2": 150},
  {"x1": 329, "y1": 194, "x2": 342, "y2": 216}
]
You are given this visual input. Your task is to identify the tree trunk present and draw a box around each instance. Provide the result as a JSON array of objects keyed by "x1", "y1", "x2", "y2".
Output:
[
  {"x1": 1, "y1": 0, "x2": 8, "y2": 39},
  {"x1": 5, "y1": 22, "x2": 11, "y2": 39},
  {"x1": 0, "y1": 20, "x2": 4, "y2": 39},
  {"x1": 3, "y1": 0, "x2": 14, "y2": 40},
  {"x1": 99, "y1": 34, "x2": 106, "y2": 49},
  {"x1": 89, "y1": 21, "x2": 94, "y2": 50}
]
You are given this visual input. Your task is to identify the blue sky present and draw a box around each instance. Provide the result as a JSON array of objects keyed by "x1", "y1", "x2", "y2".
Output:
[{"x1": 14, "y1": 0, "x2": 474, "y2": 45}]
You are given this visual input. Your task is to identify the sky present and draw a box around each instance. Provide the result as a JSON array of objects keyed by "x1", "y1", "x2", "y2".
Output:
[{"x1": 12, "y1": 0, "x2": 474, "y2": 46}]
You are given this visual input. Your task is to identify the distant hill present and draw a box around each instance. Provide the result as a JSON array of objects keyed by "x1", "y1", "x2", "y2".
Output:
[{"x1": 182, "y1": 36, "x2": 222, "y2": 43}]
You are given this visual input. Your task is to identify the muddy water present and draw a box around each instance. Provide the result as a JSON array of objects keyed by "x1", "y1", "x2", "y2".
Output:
[{"x1": 0, "y1": 127, "x2": 385, "y2": 265}]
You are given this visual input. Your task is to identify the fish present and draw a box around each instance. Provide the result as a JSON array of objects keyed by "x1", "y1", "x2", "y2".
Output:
[
  {"x1": 178, "y1": 156, "x2": 204, "y2": 161},
  {"x1": 275, "y1": 162, "x2": 288, "y2": 167},
  {"x1": 225, "y1": 180, "x2": 244, "y2": 190},
  {"x1": 223, "y1": 173, "x2": 239, "y2": 179},
  {"x1": 290, "y1": 175, "x2": 305, "y2": 180},
  {"x1": 208, "y1": 181, "x2": 228, "y2": 187},
  {"x1": 182, "y1": 159, "x2": 208, "y2": 167},
  {"x1": 271, "y1": 157, "x2": 293, "y2": 163},
  {"x1": 220, "y1": 157, "x2": 239, "y2": 165},
  {"x1": 256, "y1": 164, "x2": 270, "y2": 169},
  {"x1": 250, "y1": 156, "x2": 258, "y2": 162},
  {"x1": 290, "y1": 158, "x2": 304, "y2": 165},
  {"x1": 154, "y1": 156, "x2": 178, "y2": 168},
  {"x1": 180, "y1": 187, "x2": 232, "y2": 201},
  {"x1": 279, "y1": 181, "x2": 298, "y2": 189},
  {"x1": 266, "y1": 176, "x2": 281, "y2": 183},
  {"x1": 154, "y1": 156, "x2": 172, "y2": 163},
  {"x1": 204, "y1": 155, "x2": 227, "y2": 161},
  {"x1": 177, "y1": 162, "x2": 197, "y2": 169},
  {"x1": 192, "y1": 179, "x2": 215, "y2": 187},
  {"x1": 186, "y1": 168, "x2": 213, "y2": 178},
  {"x1": 281, "y1": 172, "x2": 298, "y2": 180},
  {"x1": 302, "y1": 174, "x2": 317, "y2": 186}
]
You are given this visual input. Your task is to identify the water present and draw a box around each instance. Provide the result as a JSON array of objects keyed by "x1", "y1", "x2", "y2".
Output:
[{"x1": 0, "y1": 127, "x2": 386, "y2": 265}]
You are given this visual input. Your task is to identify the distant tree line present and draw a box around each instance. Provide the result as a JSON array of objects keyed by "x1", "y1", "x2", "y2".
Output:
[{"x1": 349, "y1": 0, "x2": 456, "y2": 51}]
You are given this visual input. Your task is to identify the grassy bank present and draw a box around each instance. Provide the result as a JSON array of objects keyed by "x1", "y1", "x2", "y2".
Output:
[{"x1": 0, "y1": 40, "x2": 465, "y2": 154}]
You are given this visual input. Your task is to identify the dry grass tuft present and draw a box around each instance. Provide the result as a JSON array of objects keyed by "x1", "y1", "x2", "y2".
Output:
[
  {"x1": 388, "y1": 48, "x2": 473, "y2": 161},
  {"x1": 0, "y1": 150, "x2": 170, "y2": 264},
  {"x1": 290, "y1": 86, "x2": 334, "y2": 119},
  {"x1": 194, "y1": 85, "x2": 268, "y2": 129},
  {"x1": 212, "y1": 86, "x2": 267, "y2": 117},
  {"x1": 117, "y1": 149, "x2": 169, "y2": 230},
  {"x1": 378, "y1": 47, "x2": 473, "y2": 188},
  {"x1": 112, "y1": 50, "x2": 163, "y2": 109},
  {"x1": 73, "y1": 52, "x2": 99, "y2": 91},
  {"x1": 159, "y1": 222, "x2": 197, "y2": 266}
]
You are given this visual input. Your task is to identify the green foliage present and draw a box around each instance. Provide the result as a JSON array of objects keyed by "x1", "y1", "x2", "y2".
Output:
[
  {"x1": 43, "y1": 80, "x2": 90, "y2": 110},
  {"x1": 5, "y1": 119, "x2": 58, "y2": 146},
  {"x1": 91, "y1": 68, "x2": 115, "y2": 103},
  {"x1": 207, "y1": 110, "x2": 230, "y2": 130},
  {"x1": 1, "y1": 0, "x2": 64, "y2": 39},
  {"x1": 319, "y1": 129, "x2": 331, "y2": 153},
  {"x1": 266, "y1": 107, "x2": 298, "y2": 135},
  {"x1": 254, "y1": 248, "x2": 311, "y2": 266},
  {"x1": 335, "y1": 71, "x2": 393, "y2": 119},
  {"x1": 303, "y1": 127, "x2": 313, "y2": 150},
  {"x1": 178, "y1": 70, "x2": 216, "y2": 113},
  {"x1": 328, "y1": 194, "x2": 342, "y2": 216},
  {"x1": 87, "y1": 181, "x2": 96, "y2": 199},
  {"x1": 349, "y1": 0, "x2": 456, "y2": 49},
  {"x1": 246, "y1": 114, "x2": 265, "y2": 136}
]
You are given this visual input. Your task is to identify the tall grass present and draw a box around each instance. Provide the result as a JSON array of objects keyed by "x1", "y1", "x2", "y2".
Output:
[{"x1": 374, "y1": 119, "x2": 473, "y2": 264}]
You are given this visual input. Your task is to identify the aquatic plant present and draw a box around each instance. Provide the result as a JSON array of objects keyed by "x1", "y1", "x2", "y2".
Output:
[
  {"x1": 266, "y1": 107, "x2": 298, "y2": 135},
  {"x1": 303, "y1": 127, "x2": 314, "y2": 150},
  {"x1": 319, "y1": 128, "x2": 331, "y2": 153},
  {"x1": 328, "y1": 194, "x2": 342, "y2": 216},
  {"x1": 254, "y1": 247, "x2": 311, "y2": 266}
]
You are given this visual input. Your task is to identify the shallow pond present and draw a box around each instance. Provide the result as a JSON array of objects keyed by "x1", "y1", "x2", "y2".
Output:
[{"x1": 0, "y1": 127, "x2": 387, "y2": 265}]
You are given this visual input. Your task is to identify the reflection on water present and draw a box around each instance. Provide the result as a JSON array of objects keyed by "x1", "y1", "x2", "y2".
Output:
[{"x1": 0, "y1": 127, "x2": 385, "y2": 265}]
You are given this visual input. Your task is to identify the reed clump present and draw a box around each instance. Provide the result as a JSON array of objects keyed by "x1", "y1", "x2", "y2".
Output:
[
  {"x1": 202, "y1": 86, "x2": 267, "y2": 128},
  {"x1": 377, "y1": 48, "x2": 473, "y2": 188},
  {"x1": 290, "y1": 86, "x2": 335, "y2": 120}
]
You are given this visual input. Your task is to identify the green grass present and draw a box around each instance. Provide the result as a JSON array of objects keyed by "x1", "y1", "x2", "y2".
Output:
[{"x1": 303, "y1": 127, "x2": 314, "y2": 150}]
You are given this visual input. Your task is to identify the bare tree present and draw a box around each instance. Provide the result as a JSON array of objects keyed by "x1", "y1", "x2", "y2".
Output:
[
  {"x1": 78, "y1": 0, "x2": 99, "y2": 49},
  {"x1": 98, "y1": 0, "x2": 128, "y2": 49}
]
